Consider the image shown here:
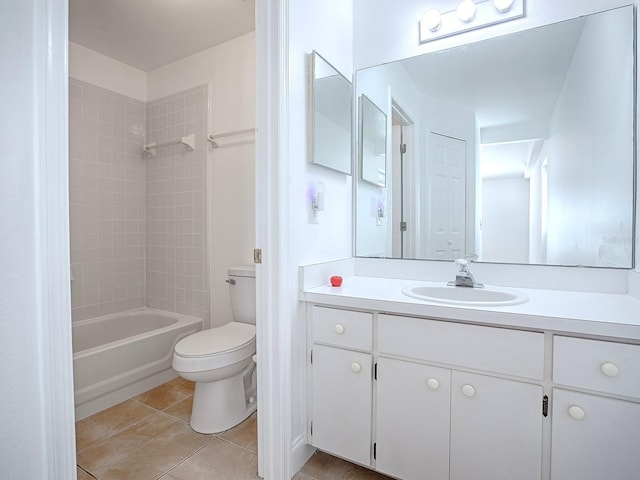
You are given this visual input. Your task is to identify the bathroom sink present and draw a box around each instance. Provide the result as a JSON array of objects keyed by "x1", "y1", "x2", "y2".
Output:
[{"x1": 401, "y1": 284, "x2": 528, "y2": 306}]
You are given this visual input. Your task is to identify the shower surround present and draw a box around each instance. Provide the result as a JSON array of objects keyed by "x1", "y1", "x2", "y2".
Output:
[{"x1": 69, "y1": 81, "x2": 210, "y2": 324}]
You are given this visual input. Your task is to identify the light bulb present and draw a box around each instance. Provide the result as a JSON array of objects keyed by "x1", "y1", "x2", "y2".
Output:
[
  {"x1": 493, "y1": 0, "x2": 514, "y2": 13},
  {"x1": 456, "y1": 0, "x2": 476, "y2": 23},
  {"x1": 422, "y1": 8, "x2": 442, "y2": 32}
]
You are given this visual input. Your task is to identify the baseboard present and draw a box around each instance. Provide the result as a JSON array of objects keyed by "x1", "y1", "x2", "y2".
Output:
[{"x1": 291, "y1": 434, "x2": 316, "y2": 478}]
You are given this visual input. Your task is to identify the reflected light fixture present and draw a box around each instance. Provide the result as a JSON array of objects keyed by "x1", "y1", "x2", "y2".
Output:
[
  {"x1": 422, "y1": 8, "x2": 442, "y2": 32},
  {"x1": 456, "y1": 0, "x2": 477, "y2": 23},
  {"x1": 493, "y1": 0, "x2": 515, "y2": 13}
]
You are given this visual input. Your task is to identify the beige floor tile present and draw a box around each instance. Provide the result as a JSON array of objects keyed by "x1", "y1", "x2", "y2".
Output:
[
  {"x1": 161, "y1": 438, "x2": 260, "y2": 480},
  {"x1": 75, "y1": 399, "x2": 157, "y2": 451},
  {"x1": 77, "y1": 466, "x2": 96, "y2": 480},
  {"x1": 218, "y1": 412, "x2": 258, "y2": 453},
  {"x1": 133, "y1": 379, "x2": 194, "y2": 411},
  {"x1": 293, "y1": 473, "x2": 316, "y2": 480},
  {"x1": 300, "y1": 451, "x2": 391, "y2": 480},
  {"x1": 163, "y1": 396, "x2": 193, "y2": 424},
  {"x1": 341, "y1": 465, "x2": 394, "y2": 480},
  {"x1": 78, "y1": 412, "x2": 212, "y2": 479}
]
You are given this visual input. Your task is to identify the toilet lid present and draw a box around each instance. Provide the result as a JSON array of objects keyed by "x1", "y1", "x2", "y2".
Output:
[{"x1": 175, "y1": 322, "x2": 256, "y2": 357}]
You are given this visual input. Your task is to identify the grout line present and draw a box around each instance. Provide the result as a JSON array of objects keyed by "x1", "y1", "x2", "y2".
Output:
[
  {"x1": 77, "y1": 464, "x2": 99, "y2": 479},
  {"x1": 216, "y1": 436, "x2": 259, "y2": 456},
  {"x1": 155, "y1": 436, "x2": 218, "y2": 480}
]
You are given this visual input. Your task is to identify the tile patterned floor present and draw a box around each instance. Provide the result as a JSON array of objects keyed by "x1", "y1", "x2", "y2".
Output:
[{"x1": 76, "y1": 378, "x2": 391, "y2": 480}]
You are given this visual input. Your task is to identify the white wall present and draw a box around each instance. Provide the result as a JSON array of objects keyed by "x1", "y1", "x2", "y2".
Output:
[
  {"x1": 147, "y1": 33, "x2": 256, "y2": 328},
  {"x1": 287, "y1": 0, "x2": 354, "y2": 467},
  {"x1": 546, "y1": 8, "x2": 633, "y2": 267},
  {"x1": 482, "y1": 176, "x2": 530, "y2": 263},
  {"x1": 70, "y1": 41, "x2": 147, "y2": 101}
]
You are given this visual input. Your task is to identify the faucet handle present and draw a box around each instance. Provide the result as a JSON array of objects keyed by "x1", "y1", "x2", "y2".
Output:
[{"x1": 455, "y1": 258, "x2": 469, "y2": 270}]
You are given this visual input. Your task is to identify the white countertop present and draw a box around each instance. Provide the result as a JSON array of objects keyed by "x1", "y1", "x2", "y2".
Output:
[{"x1": 302, "y1": 276, "x2": 640, "y2": 341}]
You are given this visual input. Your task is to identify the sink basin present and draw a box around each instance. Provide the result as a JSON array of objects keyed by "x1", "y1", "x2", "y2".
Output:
[{"x1": 401, "y1": 284, "x2": 528, "y2": 306}]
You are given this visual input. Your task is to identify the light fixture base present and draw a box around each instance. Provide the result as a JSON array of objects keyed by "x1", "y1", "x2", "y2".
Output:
[{"x1": 419, "y1": 0, "x2": 525, "y2": 44}]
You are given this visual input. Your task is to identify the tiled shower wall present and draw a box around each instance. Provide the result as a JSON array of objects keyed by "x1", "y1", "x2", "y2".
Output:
[
  {"x1": 69, "y1": 79, "x2": 146, "y2": 321},
  {"x1": 70, "y1": 81, "x2": 209, "y2": 323},
  {"x1": 145, "y1": 86, "x2": 209, "y2": 322}
]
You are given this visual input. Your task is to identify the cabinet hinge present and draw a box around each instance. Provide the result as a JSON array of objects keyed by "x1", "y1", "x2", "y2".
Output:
[
  {"x1": 373, "y1": 442, "x2": 377, "y2": 460},
  {"x1": 400, "y1": 221, "x2": 407, "y2": 232},
  {"x1": 542, "y1": 395, "x2": 549, "y2": 417},
  {"x1": 310, "y1": 349, "x2": 313, "y2": 365},
  {"x1": 310, "y1": 421, "x2": 313, "y2": 436},
  {"x1": 400, "y1": 143, "x2": 407, "y2": 154},
  {"x1": 374, "y1": 362, "x2": 378, "y2": 380}
]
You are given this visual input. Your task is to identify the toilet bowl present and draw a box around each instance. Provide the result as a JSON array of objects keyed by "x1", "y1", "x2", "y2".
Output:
[{"x1": 172, "y1": 266, "x2": 257, "y2": 434}]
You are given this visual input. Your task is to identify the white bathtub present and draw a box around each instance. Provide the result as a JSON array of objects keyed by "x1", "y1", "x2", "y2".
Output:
[{"x1": 73, "y1": 308, "x2": 202, "y2": 420}]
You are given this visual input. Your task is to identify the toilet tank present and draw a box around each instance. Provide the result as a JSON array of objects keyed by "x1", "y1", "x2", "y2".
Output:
[{"x1": 228, "y1": 265, "x2": 256, "y2": 325}]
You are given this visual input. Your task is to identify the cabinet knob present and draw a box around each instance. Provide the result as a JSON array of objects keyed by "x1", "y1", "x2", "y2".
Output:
[
  {"x1": 426, "y1": 378, "x2": 440, "y2": 390},
  {"x1": 334, "y1": 323, "x2": 345, "y2": 334},
  {"x1": 461, "y1": 384, "x2": 476, "y2": 397},
  {"x1": 351, "y1": 362, "x2": 361, "y2": 373},
  {"x1": 600, "y1": 362, "x2": 619, "y2": 377},
  {"x1": 568, "y1": 405, "x2": 585, "y2": 420}
]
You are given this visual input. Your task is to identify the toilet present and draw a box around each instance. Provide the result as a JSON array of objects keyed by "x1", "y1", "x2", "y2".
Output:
[{"x1": 172, "y1": 265, "x2": 257, "y2": 434}]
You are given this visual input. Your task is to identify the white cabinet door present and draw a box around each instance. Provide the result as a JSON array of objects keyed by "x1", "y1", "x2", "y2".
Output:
[
  {"x1": 450, "y1": 371, "x2": 543, "y2": 480},
  {"x1": 551, "y1": 389, "x2": 640, "y2": 480},
  {"x1": 376, "y1": 357, "x2": 450, "y2": 480},
  {"x1": 311, "y1": 344, "x2": 373, "y2": 466}
]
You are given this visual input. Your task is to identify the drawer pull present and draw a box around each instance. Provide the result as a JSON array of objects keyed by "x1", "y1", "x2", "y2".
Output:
[
  {"x1": 461, "y1": 384, "x2": 476, "y2": 397},
  {"x1": 351, "y1": 362, "x2": 361, "y2": 373},
  {"x1": 426, "y1": 378, "x2": 440, "y2": 390},
  {"x1": 333, "y1": 323, "x2": 345, "y2": 334},
  {"x1": 600, "y1": 362, "x2": 619, "y2": 377},
  {"x1": 568, "y1": 405, "x2": 585, "y2": 420}
]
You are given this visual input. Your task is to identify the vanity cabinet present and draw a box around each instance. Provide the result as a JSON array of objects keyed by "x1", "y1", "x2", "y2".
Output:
[
  {"x1": 550, "y1": 337, "x2": 640, "y2": 480},
  {"x1": 309, "y1": 307, "x2": 374, "y2": 466},
  {"x1": 376, "y1": 314, "x2": 544, "y2": 480},
  {"x1": 306, "y1": 304, "x2": 640, "y2": 480},
  {"x1": 311, "y1": 344, "x2": 372, "y2": 466},
  {"x1": 551, "y1": 389, "x2": 640, "y2": 480},
  {"x1": 376, "y1": 357, "x2": 451, "y2": 480}
]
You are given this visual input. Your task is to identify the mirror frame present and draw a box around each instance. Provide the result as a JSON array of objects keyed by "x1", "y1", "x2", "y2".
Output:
[
  {"x1": 358, "y1": 93, "x2": 388, "y2": 188},
  {"x1": 309, "y1": 50, "x2": 353, "y2": 175}
]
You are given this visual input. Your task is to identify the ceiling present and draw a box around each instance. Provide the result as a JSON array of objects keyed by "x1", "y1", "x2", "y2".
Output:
[
  {"x1": 401, "y1": 16, "x2": 586, "y2": 139},
  {"x1": 69, "y1": 0, "x2": 256, "y2": 71}
]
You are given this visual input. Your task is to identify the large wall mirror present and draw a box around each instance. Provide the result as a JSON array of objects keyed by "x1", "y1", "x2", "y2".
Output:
[
  {"x1": 310, "y1": 51, "x2": 352, "y2": 175},
  {"x1": 355, "y1": 5, "x2": 635, "y2": 268}
]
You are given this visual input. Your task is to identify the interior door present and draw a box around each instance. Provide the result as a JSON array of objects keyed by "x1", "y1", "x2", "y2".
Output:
[{"x1": 426, "y1": 132, "x2": 466, "y2": 260}]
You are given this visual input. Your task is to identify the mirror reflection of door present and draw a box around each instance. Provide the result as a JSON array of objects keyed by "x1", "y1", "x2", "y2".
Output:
[
  {"x1": 391, "y1": 105, "x2": 414, "y2": 258},
  {"x1": 426, "y1": 132, "x2": 466, "y2": 260}
]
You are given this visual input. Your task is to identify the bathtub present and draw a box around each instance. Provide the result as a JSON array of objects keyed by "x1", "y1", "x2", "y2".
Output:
[{"x1": 73, "y1": 308, "x2": 202, "y2": 420}]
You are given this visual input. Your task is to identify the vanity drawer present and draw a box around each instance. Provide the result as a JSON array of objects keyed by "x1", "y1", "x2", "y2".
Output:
[
  {"x1": 553, "y1": 336, "x2": 640, "y2": 398},
  {"x1": 311, "y1": 306, "x2": 373, "y2": 351},
  {"x1": 378, "y1": 314, "x2": 544, "y2": 379}
]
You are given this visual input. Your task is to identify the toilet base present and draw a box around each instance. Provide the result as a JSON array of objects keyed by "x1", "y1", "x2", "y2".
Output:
[{"x1": 189, "y1": 366, "x2": 257, "y2": 434}]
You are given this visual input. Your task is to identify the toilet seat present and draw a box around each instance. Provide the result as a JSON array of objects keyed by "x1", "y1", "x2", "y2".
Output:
[
  {"x1": 173, "y1": 322, "x2": 256, "y2": 373},
  {"x1": 175, "y1": 322, "x2": 255, "y2": 357}
]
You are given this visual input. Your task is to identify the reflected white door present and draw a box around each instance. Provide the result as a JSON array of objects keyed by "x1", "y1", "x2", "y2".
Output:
[{"x1": 426, "y1": 133, "x2": 466, "y2": 260}]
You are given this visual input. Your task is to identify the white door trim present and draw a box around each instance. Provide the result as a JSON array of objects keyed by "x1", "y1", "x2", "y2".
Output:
[
  {"x1": 38, "y1": 0, "x2": 77, "y2": 477},
  {"x1": 255, "y1": 0, "x2": 294, "y2": 478}
]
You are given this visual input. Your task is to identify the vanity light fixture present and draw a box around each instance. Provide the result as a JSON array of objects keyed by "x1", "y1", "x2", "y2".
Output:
[
  {"x1": 422, "y1": 8, "x2": 442, "y2": 32},
  {"x1": 456, "y1": 0, "x2": 476, "y2": 23},
  {"x1": 493, "y1": 0, "x2": 515, "y2": 13},
  {"x1": 419, "y1": 0, "x2": 525, "y2": 44}
]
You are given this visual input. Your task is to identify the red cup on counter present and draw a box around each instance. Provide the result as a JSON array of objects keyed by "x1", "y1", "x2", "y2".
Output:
[{"x1": 330, "y1": 276, "x2": 343, "y2": 287}]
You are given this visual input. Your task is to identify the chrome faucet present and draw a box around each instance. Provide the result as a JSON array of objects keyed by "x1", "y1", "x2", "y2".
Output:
[{"x1": 447, "y1": 258, "x2": 484, "y2": 288}]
